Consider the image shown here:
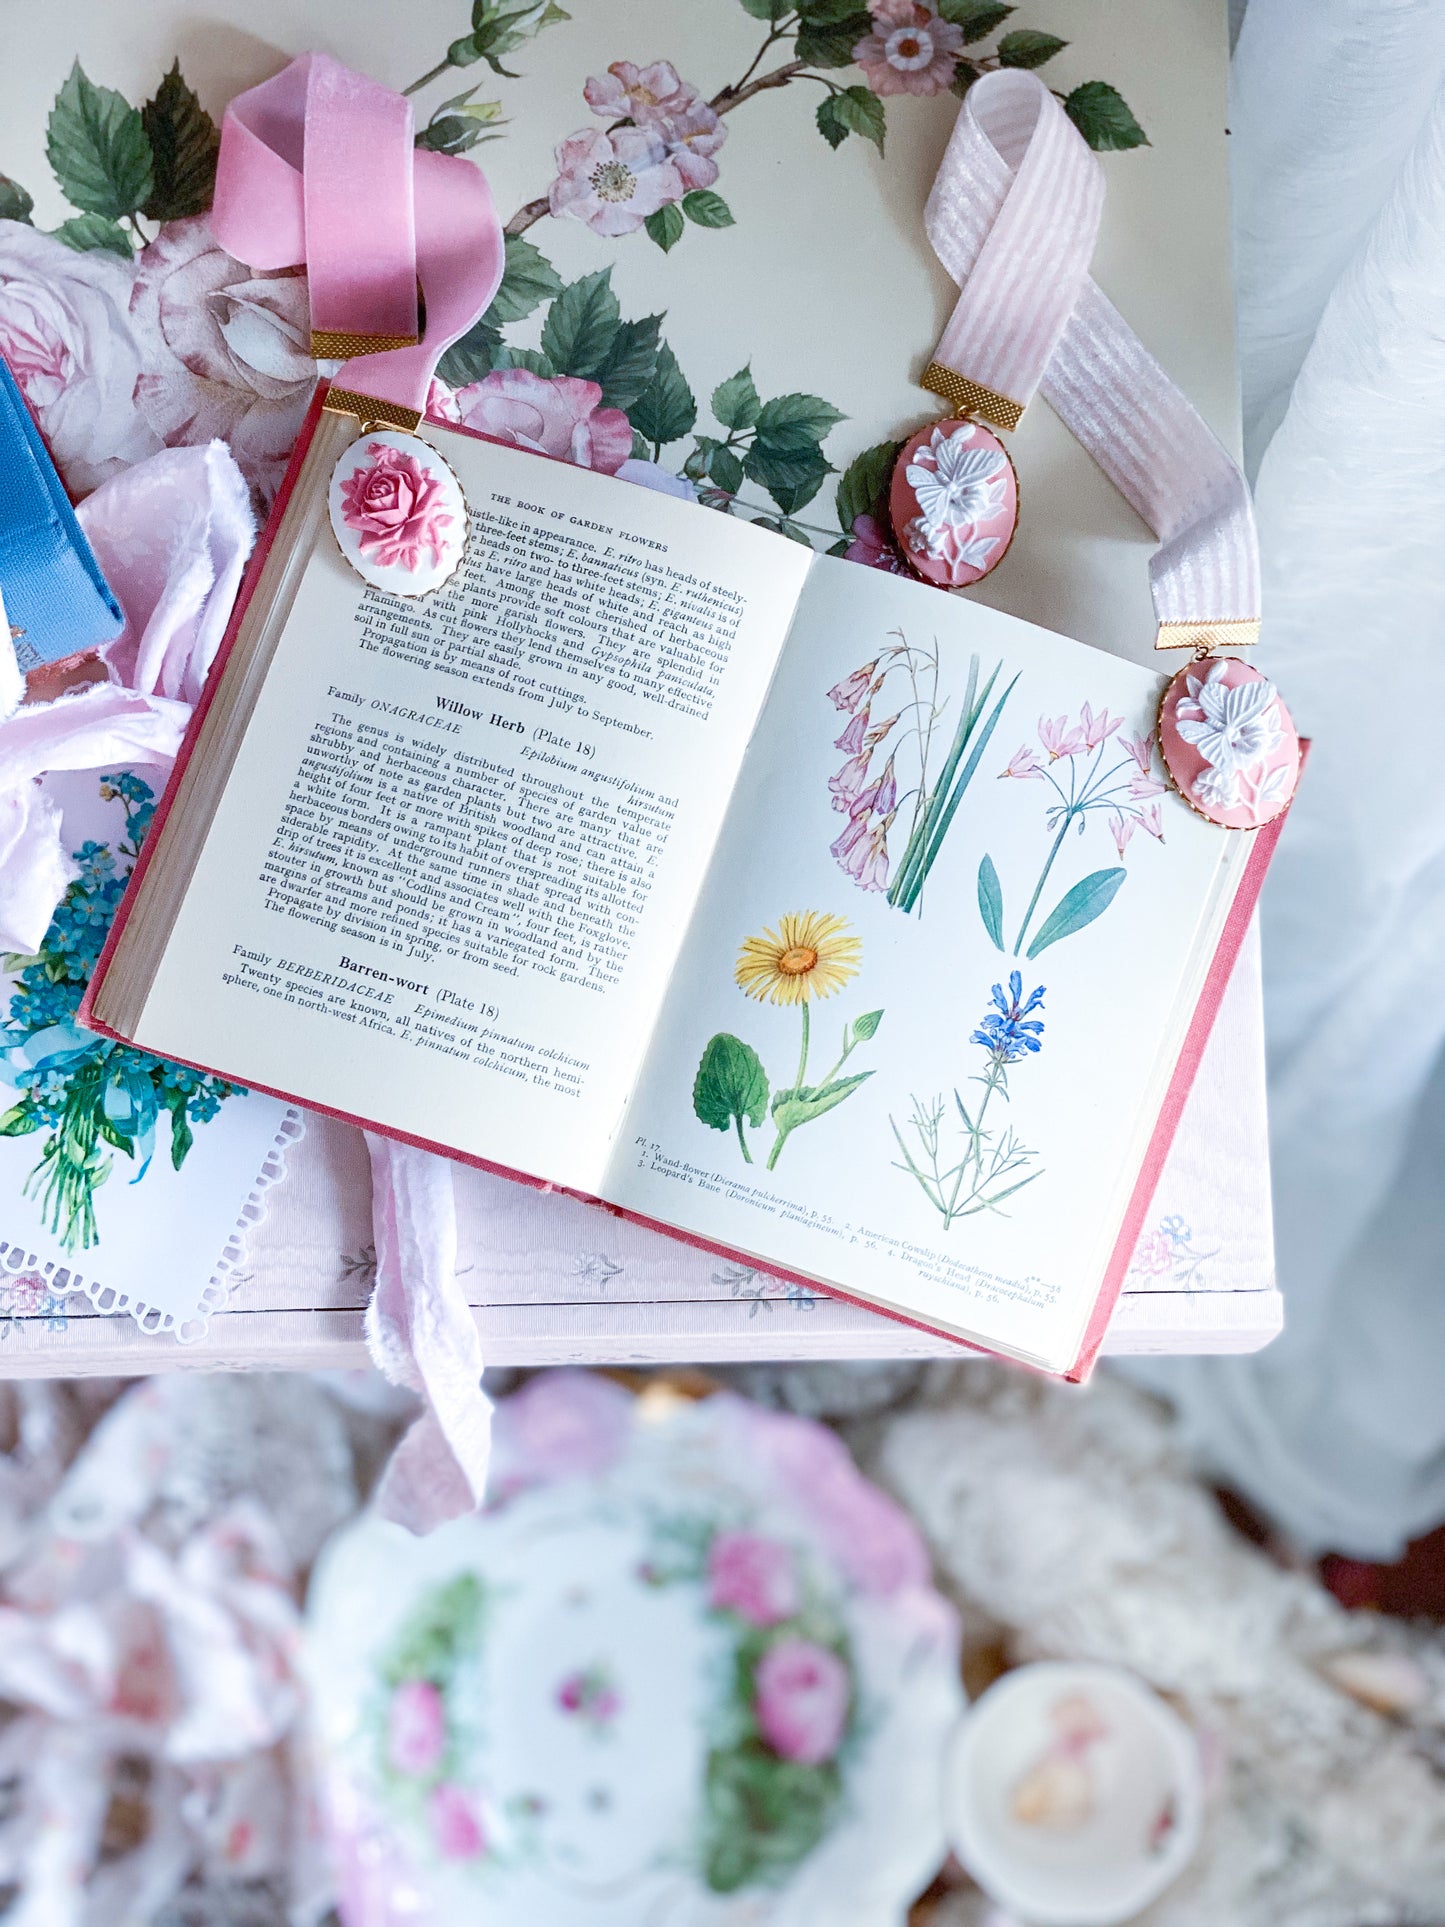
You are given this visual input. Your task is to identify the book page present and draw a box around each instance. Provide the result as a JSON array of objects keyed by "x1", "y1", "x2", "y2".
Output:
[
  {"x1": 610, "y1": 558, "x2": 1248, "y2": 1371},
  {"x1": 128, "y1": 427, "x2": 812, "y2": 1193}
]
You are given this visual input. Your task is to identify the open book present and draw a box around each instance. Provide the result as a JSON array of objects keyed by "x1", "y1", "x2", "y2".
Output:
[{"x1": 84, "y1": 391, "x2": 1281, "y2": 1377}]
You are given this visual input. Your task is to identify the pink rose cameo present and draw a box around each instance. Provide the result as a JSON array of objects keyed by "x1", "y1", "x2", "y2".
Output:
[
  {"x1": 329, "y1": 428, "x2": 466, "y2": 594},
  {"x1": 339, "y1": 442, "x2": 453, "y2": 571}
]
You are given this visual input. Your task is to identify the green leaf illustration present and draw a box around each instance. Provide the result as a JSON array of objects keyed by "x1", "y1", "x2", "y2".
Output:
[
  {"x1": 1026, "y1": 866, "x2": 1127, "y2": 958},
  {"x1": 712, "y1": 366, "x2": 760, "y2": 432},
  {"x1": 744, "y1": 436, "x2": 830, "y2": 511},
  {"x1": 710, "y1": 444, "x2": 745, "y2": 494},
  {"x1": 694, "y1": 1033, "x2": 770, "y2": 1158},
  {"x1": 53, "y1": 212, "x2": 132, "y2": 256},
  {"x1": 484, "y1": 233, "x2": 563, "y2": 326},
  {"x1": 816, "y1": 86, "x2": 886, "y2": 155},
  {"x1": 0, "y1": 175, "x2": 35, "y2": 223},
  {"x1": 835, "y1": 438, "x2": 902, "y2": 531},
  {"x1": 703, "y1": 1745, "x2": 842, "y2": 1893},
  {"x1": 997, "y1": 28, "x2": 1067, "y2": 67},
  {"x1": 436, "y1": 317, "x2": 504, "y2": 385},
  {"x1": 938, "y1": 0, "x2": 1014, "y2": 40},
  {"x1": 736, "y1": 0, "x2": 790, "y2": 17},
  {"x1": 850, "y1": 1008, "x2": 884, "y2": 1043},
  {"x1": 630, "y1": 342, "x2": 697, "y2": 447},
  {"x1": 0, "y1": 1104, "x2": 41, "y2": 1137},
  {"x1": 140, "y1": 62, "x2": 219, "y2": 220},
  {"x1": 539, "y1": 268, "x2": 621, "y2": 379},
  {"x1": 755, "y1": 393, "x2": 846, "y2": 443},
  {"x1": 47, "y1": 62, "x2": 154, "y2": 220},
  {"x1": 1064, "y1": 81, "x2": 1150, "y2": 152},
  {"x1": 797, "y1": 15, "x2": 873, "y2": 67},
  {"x1": 493, "y1": 344, "x2": 557, "y2": 377},
  {"x1": 978, "y1": 854, "x2": 1005, "y2": 949},
  {"x1": 682, "y1": 188, "x2": 735, "y2": 229},
  {"x1": 596, "y1": 312, "x2": 663, "y2": 412},
  {"x1": 770, "y1": 1071, "x2": 872, "y2": 1132},
  {"x1": 797, "y1": 0, "x2": 872, "y2": 20},
  {"x1": 644, "y1": 202, "x2": 686, "y2": 252}
]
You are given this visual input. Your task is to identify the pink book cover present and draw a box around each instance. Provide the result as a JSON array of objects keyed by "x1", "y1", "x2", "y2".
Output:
[{"x1": 81, "y1": 385, "x2": 1291, "y2": 1382}]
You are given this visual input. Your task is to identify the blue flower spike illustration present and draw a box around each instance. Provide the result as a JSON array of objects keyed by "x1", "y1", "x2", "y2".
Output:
[{"x1": 892, "y1": 972, "x2": 1046, "y2": 1228}]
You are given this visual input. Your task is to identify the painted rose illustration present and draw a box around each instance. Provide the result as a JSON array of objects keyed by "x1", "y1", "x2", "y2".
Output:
[
  {"x1": 706, "y1": 1530, "x2": 801, "y2": 1627},
  {"x1": 753, "y1": 1637, "x2": 851, "y2": 1766},
  {"x1": 450, "y1": 368, "x2": 632, "y2": 473},
  {"x1": 387, "y1": 1678, "x2": 447, "y2": 1778},
  {"x1": 339, "y1": 443, "x2": 453, "y2": 570}
]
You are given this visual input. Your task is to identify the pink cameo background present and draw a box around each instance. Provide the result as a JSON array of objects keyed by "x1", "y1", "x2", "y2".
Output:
[{"x1": 1159, "y1": 656, "x2": 1300, "y2": 830}]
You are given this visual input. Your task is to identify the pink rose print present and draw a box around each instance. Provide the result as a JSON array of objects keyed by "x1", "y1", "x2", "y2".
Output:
[
  {"x1": 430, "y1": 1782, "x2": 488, "y2": 1860},
  {"x1": 549, "y1": 125, "x2": 685, "y2": 237},
  {"x1": 130, "y1": 215, "x2": 314, "y2": 509},
  {"x1": 386, "y1": 1678, "x2": 446, "y2": 1778},
  {"x1": 451, "y1": 369, "x2": 633, "y2": 475},
  {"x1": 0, "y1": 1271, "x2": 48, "y2": 1318},
  {"x1": 855, "y1": 0, "x2": 966, "y2": 98},
  {"x1": 581, "y1": 60, "x2": 727, "y2": 193},
  {"x1": 754, "y1": 1637, "x2": 851, "y2": 1766},
  {"x1": 339, "y1": 444, "x2": 453, "y2": 571},
  {"x1": 706, "y1": 1531, "x2": 802, "y2": 1626},
  {"x1": 0, "y1": 222, "x2": 160, "y2": 494}
]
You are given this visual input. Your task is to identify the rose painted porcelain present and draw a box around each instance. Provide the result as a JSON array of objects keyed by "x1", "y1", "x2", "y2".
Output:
[
  {"x1": 888, "y1": 418, "x2": 1018, "y2": 588},
  {"x1": 306, "y1": 1372, "x2": 963, "y2": 1926},
  {"x1": 327, "y1": 428, "x2": 467, "y2": 596},
  {"x1": 1158, "y1": 655, "x2": 1300, "y2": 830}
]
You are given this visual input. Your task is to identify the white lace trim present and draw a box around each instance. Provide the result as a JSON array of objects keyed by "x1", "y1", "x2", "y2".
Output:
[{"x1": 0, "y1": 1107, "x2": 306, "y2": 1345}]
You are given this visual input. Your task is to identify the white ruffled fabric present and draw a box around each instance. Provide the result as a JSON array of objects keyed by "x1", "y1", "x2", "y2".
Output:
[{"x1": 1124, "y1": 0, "x2": 1445, "y2": 1559}]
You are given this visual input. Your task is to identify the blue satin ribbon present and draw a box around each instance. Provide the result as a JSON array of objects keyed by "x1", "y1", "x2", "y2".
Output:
[{"x1": 0, "y1": 353, "x2": 124, "y2": 671}]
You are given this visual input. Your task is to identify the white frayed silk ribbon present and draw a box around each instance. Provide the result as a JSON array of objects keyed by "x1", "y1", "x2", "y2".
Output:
[
  {"x1": 363, "y1": 1135, "x2": 493, "y2": 1534},
  {"x1": 926, "y1": 70, "x2": 1260, "y2": 639}
]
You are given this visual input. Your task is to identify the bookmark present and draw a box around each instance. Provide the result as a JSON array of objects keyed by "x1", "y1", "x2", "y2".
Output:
[
  {"x1": 211, "y1": 55, "x2": 505, "y2": 598},
  {"x1": 912, "y1": 71, "x2": 1299, "y2": 829}
]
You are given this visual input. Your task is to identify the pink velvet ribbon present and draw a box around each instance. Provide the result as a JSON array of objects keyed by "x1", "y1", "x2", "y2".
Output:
[
  {"x1": 927, "y1": 70, "x2": 1261, "y2": 636},
  {"x1": 211, "y1": 53, "x2": 504, "y2": 415},
  {"x1": 212, "y1": 55, "x2": 505, "y2": 1529}
]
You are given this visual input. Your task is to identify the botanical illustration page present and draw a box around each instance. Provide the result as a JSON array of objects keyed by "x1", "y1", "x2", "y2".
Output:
[
  {"x1": 613, "y1": 559, "x2": 1246, "y2": 1369},
  {"x1": 130, "y1": 432, "x2": 812, "y2": 1193}
]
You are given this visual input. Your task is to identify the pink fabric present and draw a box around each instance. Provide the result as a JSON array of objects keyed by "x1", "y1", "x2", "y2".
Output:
[
  {"x1": 78, "y1": 442, "x2": 256, "y2": 704},
  {"x1": 927, "y1": 69, "x2": 1261, "y2": 636},
  {"x1": 212, "y1": 55, "x2": 503, "y2": 416},
  {"x1": 0, "y1": 440, "x2": 252, "y2": 952},
  {"x1": 364, "y1": 1135, "x2": 493, "y2": 1535}
]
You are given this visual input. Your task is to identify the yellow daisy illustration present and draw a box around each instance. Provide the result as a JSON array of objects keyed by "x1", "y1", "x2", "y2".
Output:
[{"x1": 734, "y1": 911, "x2": 862, "y2": 1007}]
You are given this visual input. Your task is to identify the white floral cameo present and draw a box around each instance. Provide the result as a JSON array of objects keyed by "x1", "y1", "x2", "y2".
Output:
[
  {"x1": 903, "y1": 424, "x2": 1008, "y2": 565},
  {"x1": 1175, "y1": 660, "x2": 1293, "y2": 823},
  {"x1": 1175, "y1": 660, "x2": 1282, "y2": 771}
]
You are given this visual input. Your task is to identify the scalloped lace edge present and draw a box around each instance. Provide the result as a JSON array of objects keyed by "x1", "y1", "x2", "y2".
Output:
[{"x1": 0, "y1": 1108, "x2": 307, "y2": 1345}]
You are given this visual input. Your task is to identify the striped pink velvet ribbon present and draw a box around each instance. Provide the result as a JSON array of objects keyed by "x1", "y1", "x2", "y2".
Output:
[{"x1": 927, "y1": 71, "x2": 1260, "y2": 637}]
